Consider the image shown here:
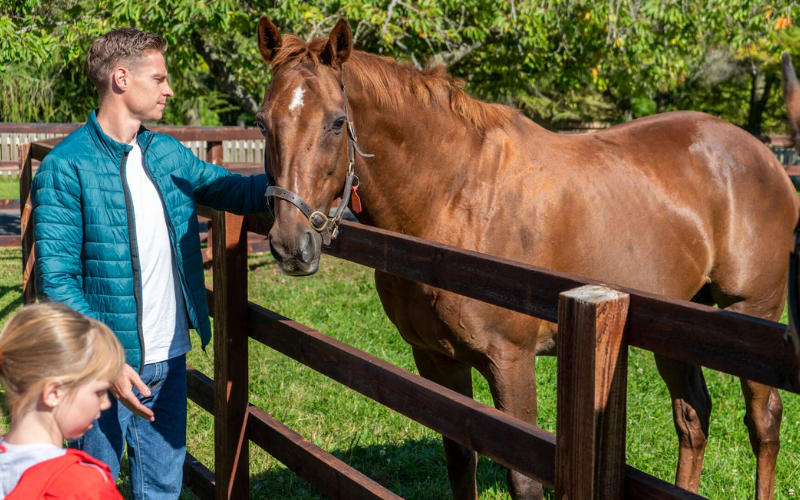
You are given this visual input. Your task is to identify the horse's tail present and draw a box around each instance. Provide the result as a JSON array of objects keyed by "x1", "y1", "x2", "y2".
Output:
[{"x1": 782, "y1": 53, "x2": 800, "y2": 152}]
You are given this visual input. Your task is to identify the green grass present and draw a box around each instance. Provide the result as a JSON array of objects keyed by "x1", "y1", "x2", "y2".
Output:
[
  {"x1": 0, "y1": 178, "x2": 19, "y2": 200},
  {"x1": 195, "y1": 252, "x2": 799, "y2": 500},
  {"x1": 1, "y1": 248, "x2": 799, "y2": 499}
]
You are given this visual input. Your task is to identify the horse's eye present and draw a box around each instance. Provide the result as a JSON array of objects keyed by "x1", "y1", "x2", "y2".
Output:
[
  {"x1": 332, "y1": 117, "x2": 346, "y2": 133},
  {"x1": 256, "y1": 118, "x2": 267, "y2": 135}
]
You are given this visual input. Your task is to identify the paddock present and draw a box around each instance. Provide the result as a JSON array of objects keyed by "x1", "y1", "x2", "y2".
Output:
[{"x1": 9, "y1": 128, "x2": 800, "y2": 499}]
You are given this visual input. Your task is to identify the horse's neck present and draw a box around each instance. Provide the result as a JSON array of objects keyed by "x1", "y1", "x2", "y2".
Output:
[{"x1": 346, "y1": 81, "x2": 488, "y2": 236}]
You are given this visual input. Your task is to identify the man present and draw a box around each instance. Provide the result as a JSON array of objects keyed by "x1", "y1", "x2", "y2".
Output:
[{"x1": 31, "y1": 28, "x2": 267, "y2": 499}]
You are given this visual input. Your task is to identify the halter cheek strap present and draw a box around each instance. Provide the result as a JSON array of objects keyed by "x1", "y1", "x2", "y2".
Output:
[{"x1": 264, "y1": 64, "x2": 372, "y2": 246}]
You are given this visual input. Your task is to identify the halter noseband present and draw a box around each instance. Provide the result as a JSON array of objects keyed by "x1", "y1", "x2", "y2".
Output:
[{"x1": 264, "y1": 65, "x2": 373, "y2": 246}]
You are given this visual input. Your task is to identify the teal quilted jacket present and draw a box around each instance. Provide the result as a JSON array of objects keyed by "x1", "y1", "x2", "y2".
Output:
[{"x1": 31, "y1": 111, "x2": 268, "y2": 371}]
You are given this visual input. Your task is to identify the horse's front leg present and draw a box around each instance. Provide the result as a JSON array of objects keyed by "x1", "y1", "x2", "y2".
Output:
[
  {"x1": 481, "y1": 348, "x2": 544, "y2": 500},
  {"x1": 412, "y1": 347, "x2": 478, "y2": 500}
]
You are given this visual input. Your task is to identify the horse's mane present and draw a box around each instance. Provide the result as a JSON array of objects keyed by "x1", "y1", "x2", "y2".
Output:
[{"x1": 271, "y1": 34, "x2": 519, "y2": 132}]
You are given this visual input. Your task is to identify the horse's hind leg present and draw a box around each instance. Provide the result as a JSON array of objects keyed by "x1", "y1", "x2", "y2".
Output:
[
  {"x1": 740, "y1": 379, "x2": 782, "y2": 499},
  {"x1": 722, "y1": 298, "x2": 784, "y2": 500},
  {"x1": 412, "y1": 347, "x2": 478, "y2": 500},
  {"x1": 654, "y1": 354, "x2": 712, "y2": 493}
]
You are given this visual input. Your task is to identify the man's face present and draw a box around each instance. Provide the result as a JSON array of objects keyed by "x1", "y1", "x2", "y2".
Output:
[{"x1": 122, "y1": 50, "x2": 173, "y2": 122}]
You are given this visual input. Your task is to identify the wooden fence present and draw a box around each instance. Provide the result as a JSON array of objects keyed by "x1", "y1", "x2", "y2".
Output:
[
  {"x1": 17, "y1": 130, "x2": 800, "y2": 500},
  {"x1": 3, "y1": 124, "x2": 269, "y2": 250},
  {"x1": 0, "y1": 123, "x2": 265, "y2": 178},
  {"x1": 3, "y1": 122, "x2": 800, "y2": 174}
]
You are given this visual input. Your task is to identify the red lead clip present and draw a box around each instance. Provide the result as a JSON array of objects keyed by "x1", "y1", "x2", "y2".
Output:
[{"x1": 350, "y1": 185, "x2": 362, "y2": 213}]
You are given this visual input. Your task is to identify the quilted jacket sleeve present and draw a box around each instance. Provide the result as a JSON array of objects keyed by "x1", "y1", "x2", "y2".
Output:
[
  {"x1": 31, "y1": 154, "x2": 94, "y2": 318},
  {"x1": 179, "y1": 142, "x2": 268, "y2": 215}
]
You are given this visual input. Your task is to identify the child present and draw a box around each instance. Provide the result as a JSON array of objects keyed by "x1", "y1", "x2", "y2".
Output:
[{"x1": 0, "y1": 302, "x2": 125, "y2": 499}]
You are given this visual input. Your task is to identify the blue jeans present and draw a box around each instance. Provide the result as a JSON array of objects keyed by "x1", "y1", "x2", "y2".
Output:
[{"x1": 72, "y1": 355, "x2": 187, "y2": 500}]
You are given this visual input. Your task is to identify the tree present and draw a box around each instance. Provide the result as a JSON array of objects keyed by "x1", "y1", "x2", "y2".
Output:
[{"x1": 0, "y1": 0, "x2": 797, "y2": 134}]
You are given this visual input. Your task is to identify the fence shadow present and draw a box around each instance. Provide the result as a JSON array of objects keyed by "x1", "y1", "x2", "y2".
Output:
[
  {"x1": 236, "y1": 438, "x2": 554, "y2": 500},
  {"x1": 0, "y1": 285, "x2": 23, "y2": 326}
]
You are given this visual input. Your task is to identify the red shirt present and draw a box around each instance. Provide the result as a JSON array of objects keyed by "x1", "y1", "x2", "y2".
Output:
[{"x1": 2, "y1": 446, "x2": 122, "y2": 500}]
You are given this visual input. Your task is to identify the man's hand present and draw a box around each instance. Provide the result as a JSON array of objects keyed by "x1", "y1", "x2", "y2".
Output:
[{"x1": 109, "y1": 364, "x2": 155, "y2": 422}]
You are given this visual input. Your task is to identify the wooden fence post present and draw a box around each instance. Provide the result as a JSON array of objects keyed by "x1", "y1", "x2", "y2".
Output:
[
  {"x1": 555, "y1": 285, "x2": 630, "y2": 500},
  {"x1": 204, "y1": 141, "x2": 223, "y2": 266},
  {"x1": 19, "y1": 143, "x2": 35, "y2": 304},
  {"x1": 207, "y1": 141, "x2": 223, "y2": 165},
  {"x1": 212, "y1": 209, "x2": 249, "y2": 499}
]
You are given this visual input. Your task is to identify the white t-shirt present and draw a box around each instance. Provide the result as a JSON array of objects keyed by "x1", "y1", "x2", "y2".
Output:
[
  {"x1": 0, "y1": 438, "x2": 66, "y2": 498},
  {"x1": 126, "y1": 140, "x2": 191, "y2": 365}
]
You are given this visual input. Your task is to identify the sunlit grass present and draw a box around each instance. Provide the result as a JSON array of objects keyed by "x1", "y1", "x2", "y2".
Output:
[
  {"x1": 187, "y1": 252, "x2": 799, "y2": 500},
  {"x1": 0, "y1": 178, "x2": 19, "y2": 200},
  {"x1": 1, "y1": 240, "x2": 799, "y2": 499}
]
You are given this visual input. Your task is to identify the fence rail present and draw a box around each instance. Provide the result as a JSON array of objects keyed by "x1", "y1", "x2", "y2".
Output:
[
  {"x1": 18, "y1": 127, "x2": 799, "y2": 500},
  {"x1": 0, "y1": 122, "x2": 265, "y2": 163}
]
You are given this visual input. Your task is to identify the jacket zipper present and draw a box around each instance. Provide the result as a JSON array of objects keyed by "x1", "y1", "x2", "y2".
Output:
[
  {"x1": 119, "y1": 151, "x2": 147, "y2": 374},
  {"x1": 140, "y1": 141, "x2": 198, "y2": 337}
]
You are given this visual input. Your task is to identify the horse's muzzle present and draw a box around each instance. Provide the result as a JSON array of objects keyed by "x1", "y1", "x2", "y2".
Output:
[{"x1": 269, "y1": 229, "x2": 321, "y2": 276}]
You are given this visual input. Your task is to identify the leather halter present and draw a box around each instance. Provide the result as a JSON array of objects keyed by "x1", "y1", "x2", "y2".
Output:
[{"x1": 264, "y1": 65, "x2": 373, "y2": 246}]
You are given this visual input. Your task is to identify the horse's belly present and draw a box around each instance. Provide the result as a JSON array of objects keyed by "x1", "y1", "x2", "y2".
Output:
[{"x1": 374, "y1": 271, "x2": 544, "y2": 364}]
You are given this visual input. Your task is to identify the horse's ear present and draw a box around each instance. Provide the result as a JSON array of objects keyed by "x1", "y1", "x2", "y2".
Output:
[
  {"x1": 257, "y1": 16, "x2": 282, "y2": 64},
  {"x1": 321, "y1": 18, "x2": 352, "y2": 67}
]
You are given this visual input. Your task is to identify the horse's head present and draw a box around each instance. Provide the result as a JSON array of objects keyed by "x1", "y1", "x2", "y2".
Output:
[{"x1": 256, "y1": 16, "x2": 356, "y2": 276}]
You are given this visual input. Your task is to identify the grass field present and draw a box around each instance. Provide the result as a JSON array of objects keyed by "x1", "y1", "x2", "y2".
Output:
[
  {"x1": 0, "y1": 177, "x2": 19, "y2": 200},
  {"x1": 2, "y1": 246, "x2": 798, "y2": 499}
]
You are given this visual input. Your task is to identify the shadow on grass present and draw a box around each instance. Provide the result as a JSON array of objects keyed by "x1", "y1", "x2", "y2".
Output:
[
  {"x1": 177, "y1": 439, "x2": 553, "y2": 500},
  {"x1": 0, "y1": 285, "x2": 23, "y2": 323},
  {"x1": 111, "y1": 437, "x2": 554, "y2": 499},
  {"x1": 248, "y1": 258, "x2": 280, "y2": 273}
]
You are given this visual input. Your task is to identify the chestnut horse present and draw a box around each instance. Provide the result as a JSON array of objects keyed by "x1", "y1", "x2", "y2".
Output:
[{"x1": 257, "y1": 17, "x2": 798, "y2": 500}]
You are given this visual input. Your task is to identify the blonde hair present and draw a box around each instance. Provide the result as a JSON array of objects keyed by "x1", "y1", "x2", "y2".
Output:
[
  {"x1": 0, "y1": 303, "x2": 125, "y2": 418},
  {"x1": 87, "y1": 28, "x2": 168, "y2": 96}
]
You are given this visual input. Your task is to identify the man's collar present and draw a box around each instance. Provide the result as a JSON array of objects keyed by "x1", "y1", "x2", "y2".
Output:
[{"x1": 85, "y1": 109, "x2": 153, "y2": 161}]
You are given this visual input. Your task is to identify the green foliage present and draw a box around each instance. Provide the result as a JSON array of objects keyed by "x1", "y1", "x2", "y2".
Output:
[{"x1": 0, "y1": 1, "x2": 799, "y2": 133}]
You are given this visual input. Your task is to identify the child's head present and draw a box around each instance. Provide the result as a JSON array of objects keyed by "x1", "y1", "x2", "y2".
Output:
[{"x1": 0, "y1": 303, "x2": 125, "y2": 439}]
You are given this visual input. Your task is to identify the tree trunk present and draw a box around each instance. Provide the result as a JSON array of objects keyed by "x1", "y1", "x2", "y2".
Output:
[
  {"x1": 656, "y1": 91, "x2": 667, "y2": 113},
  {"x1": 185, "y1": 106, "x2": 201, "y2": 126},
  {"x1": 747, "y1": 69, "x2": 775, "y2": 138}
]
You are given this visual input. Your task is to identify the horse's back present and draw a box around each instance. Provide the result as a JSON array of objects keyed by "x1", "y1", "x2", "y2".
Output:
[{"x1": 498, "y1": 111, "x2": 798, "y2": 300}]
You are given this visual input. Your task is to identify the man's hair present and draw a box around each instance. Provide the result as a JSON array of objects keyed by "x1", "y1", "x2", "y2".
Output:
[{"x1": 87, "y1": 28, "x2": 167, "y2": 95}]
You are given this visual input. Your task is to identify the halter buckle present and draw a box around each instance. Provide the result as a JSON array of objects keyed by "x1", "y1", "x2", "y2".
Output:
[{"x1": 308, "y1": 211, "x2": 330, "y2": 232}]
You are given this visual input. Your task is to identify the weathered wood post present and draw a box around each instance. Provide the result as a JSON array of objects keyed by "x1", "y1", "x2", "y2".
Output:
[
  {"x1": 212, "y1": 209, "x2": 249, "y2": 499},
  {"x1": 205, "y1": 141, "x2": 223, "y2": 266},
  {"x1": 556, "y1": 285, "x2": 630, "y2": 500},
  {"x1": 19, "y1": 143, "x2": 35, "y2": 304},
  {"x1": 206, "y1": 141, "x2": 224, "y2": 165}
]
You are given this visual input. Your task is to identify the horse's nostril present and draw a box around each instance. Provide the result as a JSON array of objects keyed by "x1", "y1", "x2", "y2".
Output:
[{"x1": 300, "y1": 232, "x2": 314, "y2": 263}]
